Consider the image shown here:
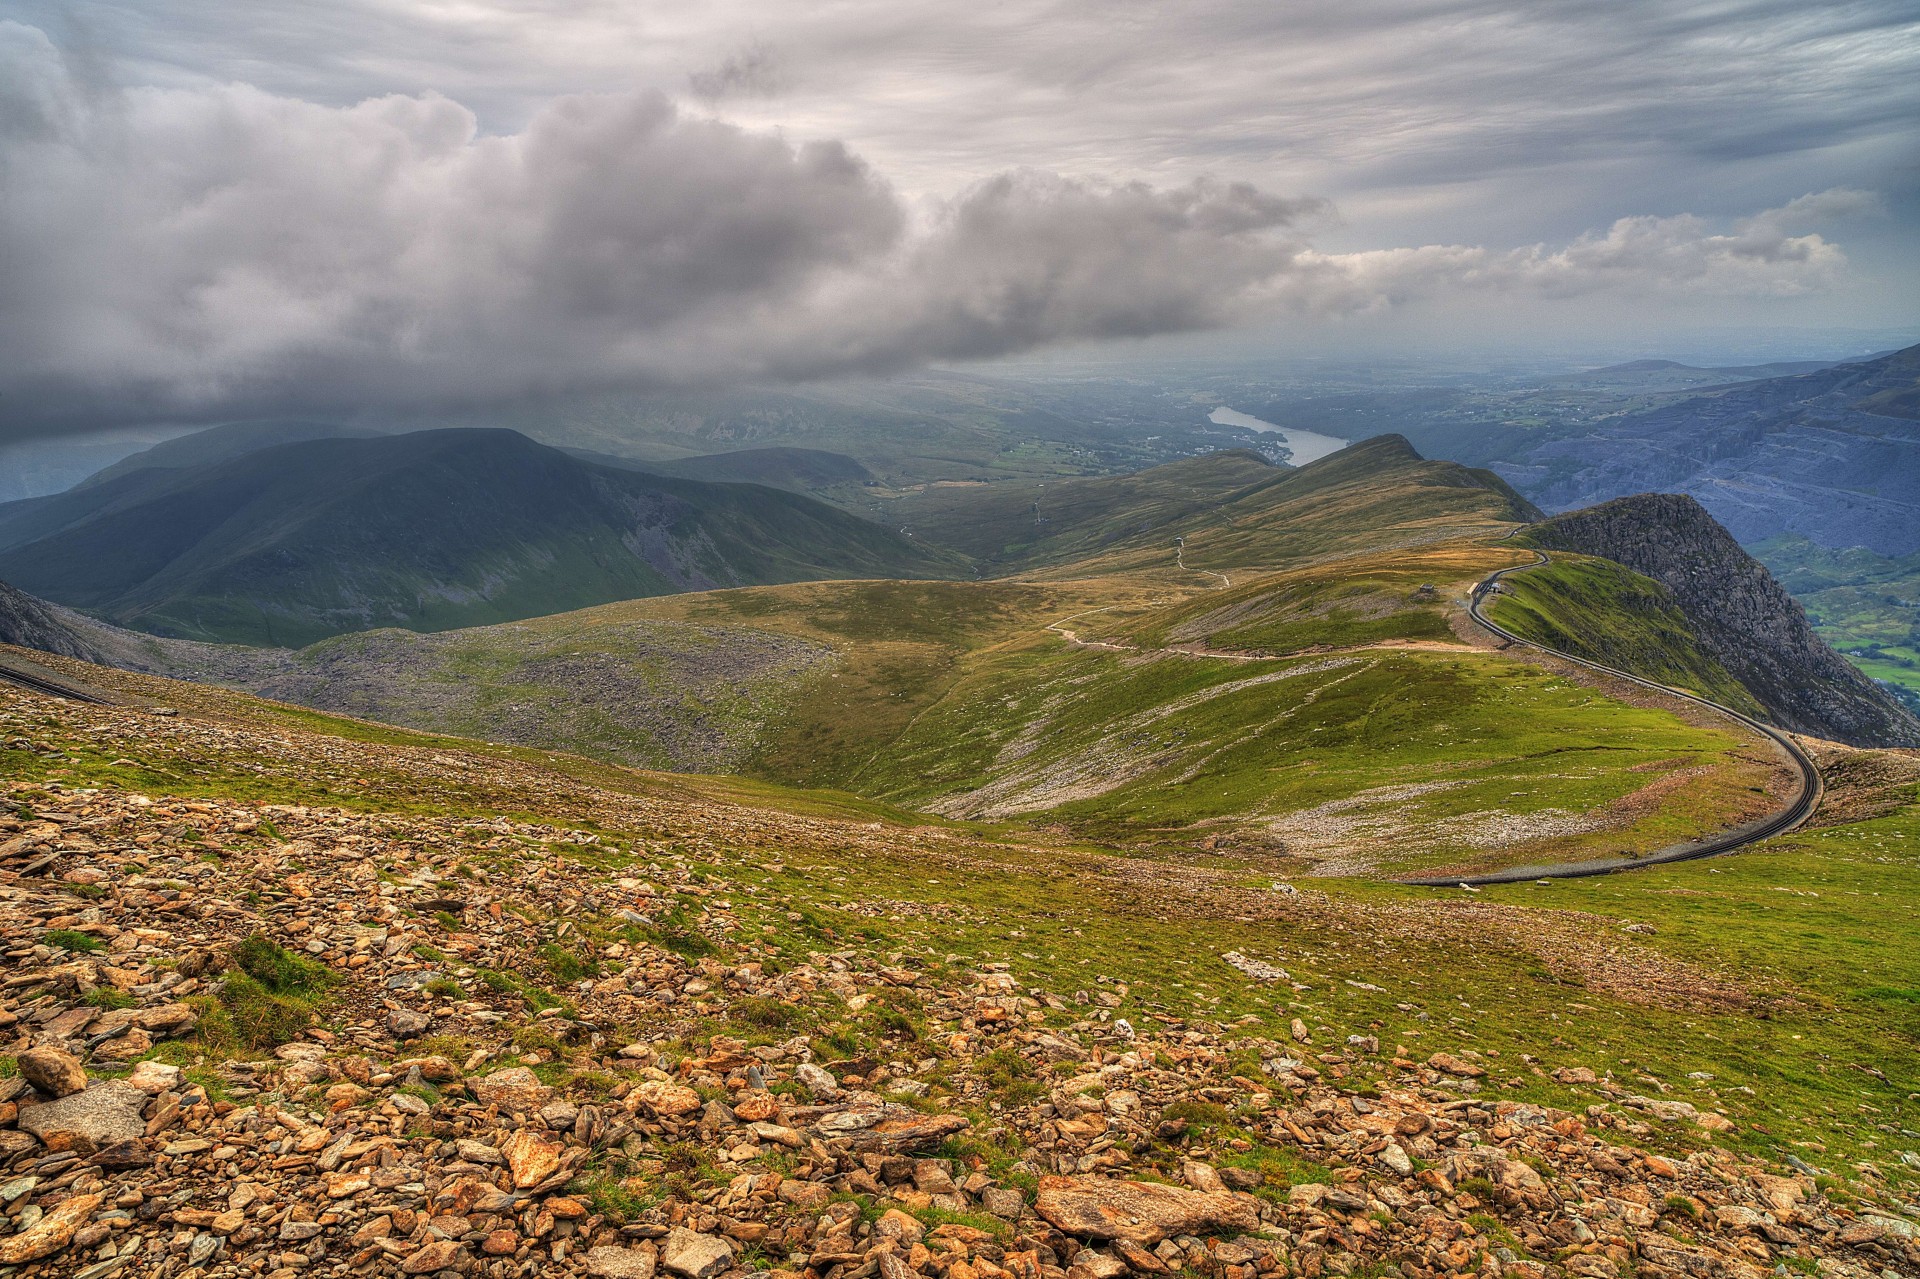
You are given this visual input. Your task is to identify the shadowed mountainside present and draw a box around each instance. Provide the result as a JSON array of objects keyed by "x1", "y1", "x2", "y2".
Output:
[{"x1": 0, "y1": 428, "x2": 960, "y2": 647}]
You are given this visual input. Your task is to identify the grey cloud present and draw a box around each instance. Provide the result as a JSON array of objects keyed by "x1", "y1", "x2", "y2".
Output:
[
  {"x1": 0, "y1": 22, "x2": 1881, "y2": 440},
  {"x1": 689, "y1": 42, "x2": 789, "y2": 102}
]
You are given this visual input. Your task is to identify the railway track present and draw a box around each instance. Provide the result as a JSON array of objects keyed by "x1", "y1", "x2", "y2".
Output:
[
  {"x1": 1400, "y1": 549, "x2": 1822, "y2": 886},
  {"x1": 0, "y1": 659, "x2": 110, "y2": 705}
]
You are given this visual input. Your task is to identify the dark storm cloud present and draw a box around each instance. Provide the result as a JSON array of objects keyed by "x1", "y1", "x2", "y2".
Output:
[{"x1": 0, "y1": 19, "x2": 1890, "y2": 439}]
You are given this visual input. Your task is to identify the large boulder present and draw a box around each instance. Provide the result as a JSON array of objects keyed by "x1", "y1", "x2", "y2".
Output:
[
  {"x1": 1034, "y1": 1176, "x2": 1261, "y2": 1245},
  {"x1": 16, "y1": 1046, "x2": 87, "y2": 1098},
  {"x1": 16, "y1": 1081, "x2": 147, "y2": 1154}
]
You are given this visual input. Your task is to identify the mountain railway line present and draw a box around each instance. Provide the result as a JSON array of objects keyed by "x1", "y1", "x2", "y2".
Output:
[
  {"x1": 1400, "y1": 548, "x2": 1824, "y2": 887},
  {"x1": 0, "y1": 655, "x2": 110, "y2": 705}
]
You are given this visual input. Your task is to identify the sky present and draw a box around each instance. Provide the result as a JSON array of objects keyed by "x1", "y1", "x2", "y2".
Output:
[{"x1": 1, "y1": 0, "x2": 1916, "y2": 439}]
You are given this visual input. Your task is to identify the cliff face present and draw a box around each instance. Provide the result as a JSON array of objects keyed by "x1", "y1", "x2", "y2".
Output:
[
  {"x1": 1522, "y1": 494, "x2": 1920, "y2": 748},
  {"x1": 0, "y1": 578, "x2": 103, "y2": 663}
]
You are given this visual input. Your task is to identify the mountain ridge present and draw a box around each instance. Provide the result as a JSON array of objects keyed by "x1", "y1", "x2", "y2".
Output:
[{"x1": 0, "y1": 428, "x2": 958, "y2": 646}]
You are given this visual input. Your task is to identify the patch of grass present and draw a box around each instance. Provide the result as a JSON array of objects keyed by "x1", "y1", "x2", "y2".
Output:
[
  {"x1": 540, "y1": 943, "x2": 599, "y2": 984},
  {"x1": 190, "y1": 934, "x2": 342, "y2": 1054},
  {"x1": 735, "y1": 996, "x2": 800, "y2": 1031},
  {"x1": 977, "y1": 1046, "x2": 1045, "y2": 1105},
  {"x1": 231, "y1": 934, "x2": 336, "y2": 997},
  {"x1": 84, "y1": 987, "x2": 136, "y2": 1010},
  {"x1": 569, "y1": 1170, "x2": 657, "y2": 1221},
  {"x1": 44, "y1": 929, "x2": 104, "y2": 953},
  {"x1": 423, "y1": 977, "x2": 466, "y2": 1000}
]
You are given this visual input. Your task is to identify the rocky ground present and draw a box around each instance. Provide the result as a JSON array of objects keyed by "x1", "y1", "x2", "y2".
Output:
[{"x1": 1, "y1": 681, "x2": 1917, "y2": 1279}]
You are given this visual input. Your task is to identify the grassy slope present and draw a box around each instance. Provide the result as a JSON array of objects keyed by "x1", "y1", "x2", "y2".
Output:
[
  {"x1": 885, "y1": 450, "x2": 1280, "y2": 564},
  {"x1": 8, "y1": 669, "x2": 1915, "y2": 1185},
  {"x1": 1486, "y1": 553, "x2": 1764, "y2": 715},
  {"x1": 853, "y1": 618, "x2": 1776, "y2": 876},
  {"x1": 27, "y1": 430, "x2": 1796, "y2": 882}
]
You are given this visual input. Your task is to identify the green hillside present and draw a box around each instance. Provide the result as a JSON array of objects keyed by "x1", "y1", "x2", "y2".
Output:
[
  {"x1": 13, "y1": 432, "x2": 1806, "y2": 881},
  {"x1": 0, "y1": 429, "x2": 960, "y2": 646},
  {"x1": 1485, "y1": 554, "x2": 1763, "y2": 714},
  {"x1": 884, "y1": 436, "x2": 1539, "y2": 576}
]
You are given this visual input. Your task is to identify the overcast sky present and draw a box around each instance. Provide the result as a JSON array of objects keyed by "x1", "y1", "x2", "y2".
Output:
[{"x1": 2, "y1": 1, "x2": 1916, "y2": 437}]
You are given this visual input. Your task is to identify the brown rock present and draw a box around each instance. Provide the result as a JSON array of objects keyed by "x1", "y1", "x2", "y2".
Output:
[
  {"x1": 17, "y1": 1046, "x2": 87, "y2": 1098},
  {"x1": 483, "y1": 1230, "x2": 522, "y2": 1256},
  {"x1": 471, "y1": 1066, "x2": 552, "y2": 1112},
  {"x1": 587, "y1": 1243, "x2": 660, "y2": 1278},
  {"x1": 16, "y1": 1081, "x2": 147, "y2": 1154},
  {"x1": 662, "y1": 1228, "x2": 735, "y2": 1279},
  {"x1": 733, "y1": 1092, "x2": 781, "y2": 1122},
  {"x1": 401, "y1": 1239, "x2": 468, "y2": 1274},
  {"x1": 1427, "y1": 1052, "x2": 1485, "y2": 1078},
  {"x1": 0, "y1": 1192, "x2": 102, "y2": 1264},
  {"x1": 1034, "y1": 1176, "x2": 1260, "y2": 1245},
  {"x1": 633, "y1": 1080, "x2": 702, "y2": 1117},
  {"x1": 501, "y1": 1129, "x2": 564, "y2": 1189}
]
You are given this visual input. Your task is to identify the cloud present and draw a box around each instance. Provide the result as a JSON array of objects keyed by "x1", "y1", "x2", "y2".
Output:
[
  {"x1": 689, "y1": 42, "x2": 789, "y2": 103},
  {"x1": 1285, "y1": 195, "x2": 1877, "y2": 312},
  {"x1": 0, "y1": 22, "x2": 1880, "y2": 439}
]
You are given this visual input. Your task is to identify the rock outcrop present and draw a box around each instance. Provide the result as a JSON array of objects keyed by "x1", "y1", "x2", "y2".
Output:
[
  {"x1": 0, "y1": 578, "x2": 102, "y2": 663},
  {"x1": 1523, "y1": 494, "x2": 1920, "y2": 747}
]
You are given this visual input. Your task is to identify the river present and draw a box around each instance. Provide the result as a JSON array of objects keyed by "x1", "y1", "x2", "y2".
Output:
[{"x1": 1207, "y1": 407, "x2": 1349, "y2": 465}]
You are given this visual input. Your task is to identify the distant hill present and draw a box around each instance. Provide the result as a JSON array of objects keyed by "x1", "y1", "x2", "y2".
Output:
[
  {"x1": 71, "y1": 420, "x2": 387, "y2": 490},
  {"x1": 1495, "y1": 343, "x2": 1920, "y2": 554},
  {"x1": 889, "y1": 436, "x2": 1541, "y2": 573},
  {"x1": 0, "y1": 428, "x2": 958, "y2": 646}
]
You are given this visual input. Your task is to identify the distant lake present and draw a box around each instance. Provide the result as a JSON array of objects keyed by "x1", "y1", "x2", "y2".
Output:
[{"x1": 1209, "y1": 407, "x2": 1349, "y2": 465}]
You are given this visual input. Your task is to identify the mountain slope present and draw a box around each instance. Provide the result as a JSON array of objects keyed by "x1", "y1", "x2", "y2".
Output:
[
  {"x1": 889, "y1": 436, "x2": 1541, "y2": 575},
  {"x1": 69, "y1": 419, "x2": 386, "y2": 490},
  {"x1": 0, "y1": 428, "x2": 958, "y2": 646},
  {"x1": 0, "y1": 578, "x2": 103, "y2": 662},
  {"x1": 1496, "y1": 343, "x2": 1920, "y2": 554},
  {"x1": 1517, "y1": 494, "x2": 1920, "y2": 747}
]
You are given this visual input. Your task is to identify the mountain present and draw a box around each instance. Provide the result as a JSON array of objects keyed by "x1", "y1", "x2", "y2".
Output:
[
  {"x1": 0, "y1": 428, "x2": 958, "y2": 646},
  {"x1": 1516, "y1": 494, "x2": 1920, "y2": 747},
  {"x1": 1494, "y1": 344, "x2": 1920, "y2": 554},
  {"x1": 69, "y1": 420, "x2": 386, "y2": 490},
  {"x1": 0, "y1": 577, "x2": 103, "y2": 662},
  {"x1": 890, "y1": 435, "x2": 1542, "y2": 573},
  {"x1": 567, "y1": 445, "x2": 876, "y2": 493}
]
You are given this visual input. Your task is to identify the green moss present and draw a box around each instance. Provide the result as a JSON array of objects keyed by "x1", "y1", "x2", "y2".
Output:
[{"x1": 43, "y1": 929, "x2": 103, "y2": 953}]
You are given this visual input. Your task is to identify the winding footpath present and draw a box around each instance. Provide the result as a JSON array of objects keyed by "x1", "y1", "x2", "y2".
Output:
[{"x1": 1400, "y1": 549, "x2": 1824, "y2": 886}]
